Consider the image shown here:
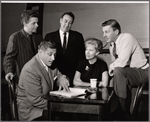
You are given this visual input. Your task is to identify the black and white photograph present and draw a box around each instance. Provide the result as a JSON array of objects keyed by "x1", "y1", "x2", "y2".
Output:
[{"x1": 1, "y1": 1, "x2": 149, "y2": 121}]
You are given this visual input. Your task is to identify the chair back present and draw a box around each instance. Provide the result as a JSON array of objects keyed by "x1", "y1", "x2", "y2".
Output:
[
  {"x1": 7, "y1": 79, "x2": 19, "y2": 120},
  {"x1": 131, "y1": 84, "x2": 145, "y2": 120}
]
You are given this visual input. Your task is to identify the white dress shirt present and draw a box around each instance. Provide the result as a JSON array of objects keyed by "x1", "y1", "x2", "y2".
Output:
[
  {"x1": 110, "y1": 33, "x2": 148, "y2": 70},
  {"x1": 59, "y1": 29, "x2": 69, "y2": 47}
]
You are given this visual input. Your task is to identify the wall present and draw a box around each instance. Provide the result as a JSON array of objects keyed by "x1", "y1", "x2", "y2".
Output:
[
  {"x1": 1, "y1": 3, "x2": 26, "y2": 71},
  {"x1": 43, "y1": 3, "x2": 149, "y2": 48},
  {"x1": 43, "y1": 2, "x2": 149, "y2": 66},
  {"x1": 1, "y1": 3, "x2": 149, "y2": 67},
  {"x1": 1, "y1": 3, "x2": 27, "y2": 52}
]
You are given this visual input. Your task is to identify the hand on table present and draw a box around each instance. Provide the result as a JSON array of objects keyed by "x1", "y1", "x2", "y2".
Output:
[{"x1": 57, "y1": 75, "x2": 70, "y2": 92}]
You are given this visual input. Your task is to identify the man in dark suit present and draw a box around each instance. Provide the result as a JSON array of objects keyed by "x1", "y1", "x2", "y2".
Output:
[
  {"x1": 44, "y1": 12, "x2": 85, "y2": 87},
  {"x1": 3, "y1": 10, "x2": 43, "y2": 83}
]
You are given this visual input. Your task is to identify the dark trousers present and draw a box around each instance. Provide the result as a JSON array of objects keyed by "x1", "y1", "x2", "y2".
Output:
[
  {"x1": 113, "y1": 67, "x2": 148, "y2": 120},
  {"x1": 113, "y1": 67, "x2": 148, "y2": 99}
]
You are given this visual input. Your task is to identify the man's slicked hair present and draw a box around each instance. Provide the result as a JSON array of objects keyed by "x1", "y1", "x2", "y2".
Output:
[
  {"x1": 61, "y1": 12, "x2": 75, "y2": 23},
  {"x1": 102, "y1": 19, "x2": 121, "y2": 34},
  {"x1": 38, "y1": 41, "x2": 56, "y2": 51}
]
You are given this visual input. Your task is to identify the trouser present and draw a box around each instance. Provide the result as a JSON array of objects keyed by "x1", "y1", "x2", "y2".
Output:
[
  {"x1": 113, "y1": 67, "x2": 149, "y2": 99},
  {"x1": 112, "y1": 67, "x2": 149, "y2": 120},
  {"x1": 32, "y1": 110, "x2": 48, "y2": 121}
]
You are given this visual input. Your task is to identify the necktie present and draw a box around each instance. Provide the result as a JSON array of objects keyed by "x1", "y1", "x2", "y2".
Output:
[
  {"x1": 113, "y1": 42, "x2": 118, "y2": 59},
  {"x1": 63, "y1": 33, "x2": 67, "y2": 50},
  {"x1": 29, "y1": 35, "x2": 35, "y2": 54}
]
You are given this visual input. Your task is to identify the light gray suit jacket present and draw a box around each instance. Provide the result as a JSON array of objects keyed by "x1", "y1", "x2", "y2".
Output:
[{"x1": 17, "y1": 54, "x2": 61, "y2": 121}]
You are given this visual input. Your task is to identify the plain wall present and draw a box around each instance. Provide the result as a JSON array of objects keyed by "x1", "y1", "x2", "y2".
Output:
[
  {"x1": 1, "y1": 3, "x2": 27, "y2": 52},
  {"x1": 43, "y1": 3, "x2": 149, "y2": 66},
  {"x1": 43, "y1": 3, "x2": 149, "y2": 49},
  {"x1": 1, "y1": 2, "x2": 149, "y2": 68},
  {"x1": 1, "y1": 3, "x2": 26, "y2": 71}
]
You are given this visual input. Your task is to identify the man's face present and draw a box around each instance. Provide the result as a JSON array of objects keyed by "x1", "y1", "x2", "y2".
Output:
[
  {"x1": 39, "y1": 48, "x2": 56, "y2": 67},
  {"x1": 24, "y1": 17, "x2": 38, "y2": 34},
  {"x1": 60, "y1": 15, "x2": 73, "y2": 33},
  {"x1": 102, "y1": 25, "x2": 118, "y2": 43}
]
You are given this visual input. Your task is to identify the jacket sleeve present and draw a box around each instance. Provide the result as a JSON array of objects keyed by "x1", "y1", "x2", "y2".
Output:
[
  {"x1": 3, "y1": 34, "x2": 18, "y2": 74},
  {"x1": 22, "y1": 68, "x2": 47, "y2": 109},
  {"x1": 77, "y1": 33, "x2": 86, "y2": 62}
]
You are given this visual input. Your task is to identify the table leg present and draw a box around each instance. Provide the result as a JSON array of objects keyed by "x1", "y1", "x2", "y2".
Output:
[
  {"x1": 98, "y1": 105, "x2": 104, "y2": 120},
  {"x1": 48, "y1": 102, "x2": 52, "y2": 120}
]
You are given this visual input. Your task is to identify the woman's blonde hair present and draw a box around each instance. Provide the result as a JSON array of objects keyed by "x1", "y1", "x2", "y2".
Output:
[{"x1": 85, "y1": 38, "x2": 103, "y2": 52}]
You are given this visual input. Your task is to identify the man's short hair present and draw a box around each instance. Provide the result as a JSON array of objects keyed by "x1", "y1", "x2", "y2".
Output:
[
  {"x1": 85, "y1": 38, "x2": 103, "y2": 52},
  {"x1": 61, "y1": 12, "x2": 75, "y2": 23},
  {"x1": 102, "y1": 19, "x2": 121, "y2": 34},
  {"x1": 38, "y1": 41, "x2": 56, "y2": 51},
  {"x1": 21, "y1": 10, "x2": 39, "y2": 25}
]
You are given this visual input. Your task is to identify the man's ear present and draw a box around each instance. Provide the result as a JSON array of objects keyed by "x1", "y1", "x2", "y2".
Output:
[
  {"x1": 115, "y1": 29, "x2": 119, "y2": 35},
  {"x1": 60, "y1": 18, "x2": 62, "y2": 24}
]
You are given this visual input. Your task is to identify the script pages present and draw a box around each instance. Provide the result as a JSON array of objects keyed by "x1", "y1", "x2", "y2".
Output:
[{"x1": 50, "y1": 87, "x2": 86, "y2": 98}]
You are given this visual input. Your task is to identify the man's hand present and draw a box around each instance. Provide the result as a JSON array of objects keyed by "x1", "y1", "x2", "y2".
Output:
[
  {"x1": 57, "y1": 75, "x2": 70, "y2": 92},
  {"x1": 5, "y1": 72, "x2": 14, "y2": 82}
]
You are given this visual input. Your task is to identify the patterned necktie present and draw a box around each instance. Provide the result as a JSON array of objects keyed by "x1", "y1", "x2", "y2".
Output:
[
  {"x1": 63, "y1": 33, "x2": 67, "y2": 50},
  {"x1": 29, "y1": 35, "x2": 35, "y2": 54},
  {"x1": 113, "y1": 42, "x2": 118, "y2": 59}
]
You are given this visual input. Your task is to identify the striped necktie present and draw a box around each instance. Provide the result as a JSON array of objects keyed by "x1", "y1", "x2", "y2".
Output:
[{"x1": 113, "y1": 42, "x2": 118, "y2": 59}]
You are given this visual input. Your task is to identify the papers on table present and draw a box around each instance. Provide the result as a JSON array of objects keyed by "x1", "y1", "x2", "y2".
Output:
[{"x1": 50, "y1": 87, "x2": 86, "y2": 98}]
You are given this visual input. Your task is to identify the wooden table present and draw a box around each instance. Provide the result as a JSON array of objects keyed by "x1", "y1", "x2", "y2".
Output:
[{"x1": 42, "y1": 87, "x2": 114, "y2": 121}]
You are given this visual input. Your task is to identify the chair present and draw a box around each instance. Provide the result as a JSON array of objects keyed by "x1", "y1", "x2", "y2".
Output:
[
  {"x1": 131, "y1": 83, "x2": 148, "y2": 120},
  {"x1": 7, "y1": 78, "x2": 19, "y2": 120}
]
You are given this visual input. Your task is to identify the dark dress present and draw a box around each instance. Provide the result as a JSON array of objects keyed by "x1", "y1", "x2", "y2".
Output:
[{"x1": 77, "y1": 59, "x2": 108, "y2": 83}]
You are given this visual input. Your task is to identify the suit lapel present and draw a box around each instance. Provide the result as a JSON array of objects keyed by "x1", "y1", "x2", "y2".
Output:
[
  {"x1": 66, "y1": 31, "x2": 75, "y2": 52},
  {"x1": 35, "y1": 55, "x2": 53, "y2": 90}
]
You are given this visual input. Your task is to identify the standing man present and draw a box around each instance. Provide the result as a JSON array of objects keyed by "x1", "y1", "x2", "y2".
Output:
[
  {"x1": 17, "y1": 41, "x2": 70, "y2": 121},
  {"x1": 101, "y1": 19, "x2": 149, "y2": 120},
  {"x1": 44, "y1": 12, "x2": 85, "y2": 87},
  {"x1": 3, "y1": 10, "x2": 43, "y2": 83}
]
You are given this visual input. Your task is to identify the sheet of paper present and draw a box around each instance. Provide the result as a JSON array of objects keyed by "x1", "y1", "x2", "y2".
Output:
[{"x1": 50, "y1": 87, "x2": 86, "y2": 98}]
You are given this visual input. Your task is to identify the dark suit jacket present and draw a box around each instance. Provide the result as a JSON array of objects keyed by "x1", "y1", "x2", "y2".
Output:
[
  {"x1": 44, "y1": 30, "x2": 85, "y2": 86},
  {"x1": 3, "y1": 29, "x2": 43, "y2": 81},
  {"x1": 17, "y1": 54, "x2": 61, "y2": 121}
]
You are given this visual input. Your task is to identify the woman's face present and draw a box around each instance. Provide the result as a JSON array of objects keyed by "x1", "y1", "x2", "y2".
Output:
[{"x1": 85, "y1": 44, "x2": 99, "y2": 60}]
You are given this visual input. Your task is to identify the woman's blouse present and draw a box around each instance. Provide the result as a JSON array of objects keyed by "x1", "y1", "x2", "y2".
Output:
[{"x1": 77, "y1": 58, "x2": 108, "y2": 83}]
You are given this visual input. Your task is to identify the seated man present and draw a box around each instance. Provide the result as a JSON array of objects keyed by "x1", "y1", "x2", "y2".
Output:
[
  {"x1": 16, "y1": 41, "x2": 70, "y2": 121},
  {"x1": 101, "y1": 19, "x2": 149, "y2": 120},
  {"x1": 73, "y1": 38, "x2": 109, "y2": 87}
]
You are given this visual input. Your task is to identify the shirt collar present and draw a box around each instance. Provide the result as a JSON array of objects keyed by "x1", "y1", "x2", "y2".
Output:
[
  {"x1": 59, "y1": 29, "x2": 68, "y2": 36},
  {"x1": 39, "y1": 58, "x2": 48, "y2": 72},
  {"x1": 22, "y1": 29, "x2": 31, "y2": 37},
  {"x1": 115, "y1": 34, "x2": 121, "y2": 45}
]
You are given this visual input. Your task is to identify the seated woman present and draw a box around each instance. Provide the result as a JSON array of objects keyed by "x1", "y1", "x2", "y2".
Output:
[{"x1": 73, "y1": 38, "x2": 109, "y2": 87}]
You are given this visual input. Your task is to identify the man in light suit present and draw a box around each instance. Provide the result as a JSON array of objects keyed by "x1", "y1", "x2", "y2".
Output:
[
  {"x1": 3, "y1": 10, "x2": 43, "y2": 83},
  {"x1": 17, "y1": 41, "x2": 70, "y2": 121},
  {"x1": 44, "y1": 12, "x2": 85, "y2": 87}
]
